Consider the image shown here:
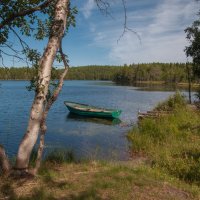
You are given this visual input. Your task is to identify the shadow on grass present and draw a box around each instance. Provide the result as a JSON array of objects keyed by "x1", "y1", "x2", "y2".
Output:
[
  {"x1": 0, "y1": 183, "x2": 54, "y2": 200},
  {"x1": 68, "y1": 189, "x2": 102, "y2": 200},
  {"x1": 0, "y1": 183, "x2": 17, "y2": 199},
  {"x1": 0, "y1": 186, "x2": 103, "y2": 200}
]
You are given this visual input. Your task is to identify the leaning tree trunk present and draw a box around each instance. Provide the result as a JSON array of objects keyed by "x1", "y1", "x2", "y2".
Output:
[
  {"x1": 15, "y1": 0, "x2": 69, "y2": 170},
  {"x1": 33, "y1": 42, "x2": 69, "y2": 175}
]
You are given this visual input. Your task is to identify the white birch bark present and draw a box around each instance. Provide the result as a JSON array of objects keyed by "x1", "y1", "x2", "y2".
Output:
[
  {"x1": 33, "y1": 43, "x2": 69, "y2": 174},
  {"x1": 15, "y1": 0, "x2": 69, "y2": 169}
]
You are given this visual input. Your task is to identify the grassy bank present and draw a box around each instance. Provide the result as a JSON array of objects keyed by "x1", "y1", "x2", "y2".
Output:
[
  {"x1": 128, "y1": 93, "x2": 200, "y2": 193},
  {"x1": 0, "y1": 160, "x2": 200, "y2": 200}
]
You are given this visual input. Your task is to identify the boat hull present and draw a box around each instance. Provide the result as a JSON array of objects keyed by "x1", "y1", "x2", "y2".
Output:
[{"x1": 64, "y1": 101, "x2": 121, "y2": 118}]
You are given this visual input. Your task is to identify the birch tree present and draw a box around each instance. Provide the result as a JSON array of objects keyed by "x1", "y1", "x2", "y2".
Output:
[{"x1": 0, "y1": 0, "x2": 76, "y2": 174}]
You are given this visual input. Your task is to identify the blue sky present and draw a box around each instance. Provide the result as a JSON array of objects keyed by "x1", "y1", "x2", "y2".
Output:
[{"x1": 2, "y1": 0, "x2": 200, "y2": 67}]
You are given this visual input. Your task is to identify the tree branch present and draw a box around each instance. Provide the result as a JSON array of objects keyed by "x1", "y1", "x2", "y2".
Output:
[
  {"x1": 0, "y1": 49, "x2": 26, "y2": 62},
  {"x1": 95, "y1": 0, "x2": 111, "y2": 16},
  {"x1": 9, "y1": 26, "x2": 31, "y2": 66},
  {"x1": 117, "y1": 0, "x2": 141, "y2": 43},
  {"x1": 3, "y1": 42, "x2": 22, "y2": 55},
  {"x1": 0, "y1": 0, "x2": 55, "y2": 29},
  {"x1": 95, "y1": 0, "x2": 141, "y2": 43}
]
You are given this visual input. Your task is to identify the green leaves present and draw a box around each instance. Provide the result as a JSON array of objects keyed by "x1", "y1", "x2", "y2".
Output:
[
  {"x1": 23, "y1": 48, "x2": 41, "y2": 65},
  {"x1": 67, "y1": 6, "x2": 78, "y2": 29},
  {"x1": 185, "y1": 12, "x2": 200, "y2": 78},
  {"x1": 0, "y1": 28, "x2": 9, "y2": 44},
  {"x1": 0, "y1": 0, "x2": 78, "y2": 67}
]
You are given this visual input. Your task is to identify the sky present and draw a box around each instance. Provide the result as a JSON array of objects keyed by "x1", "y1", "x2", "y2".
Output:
[{"x1": 2, "y1": 0, "x2": 200, "y2": 67}]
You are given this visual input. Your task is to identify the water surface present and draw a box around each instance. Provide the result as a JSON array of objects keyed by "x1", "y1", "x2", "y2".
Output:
[{"x1": 0, "y1": 80, "x2": 190, "y2": 160}]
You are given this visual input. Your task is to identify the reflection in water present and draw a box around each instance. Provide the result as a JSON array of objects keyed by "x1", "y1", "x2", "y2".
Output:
[
  {"x1": 132, "y1": 82, "x2": 198, "y2": 92},
  {"x1": 132, "y1": 83, "x2": 180, "y2": 92},
  {"x1": 66, "y1": 113, "x2": 122, "y2": 126}
]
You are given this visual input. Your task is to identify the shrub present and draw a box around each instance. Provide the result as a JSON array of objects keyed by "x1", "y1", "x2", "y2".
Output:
[{"x1": 155, "y1": 92, "x2": 186, "y2": 111}]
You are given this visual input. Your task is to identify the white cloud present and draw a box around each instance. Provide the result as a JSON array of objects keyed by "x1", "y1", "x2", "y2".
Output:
[
  {"x1": 89, "y1": 0, "x2": 199, "y2": 64},
  {"x1": 82, "y1": 0, "x2": 96, "y2": 19},
  {"x1": 109, "y1": 32, "x2": 188, "y2": 64},
  {"x1": 148, "y1": 0, "x2": 196, "y2": 35}
]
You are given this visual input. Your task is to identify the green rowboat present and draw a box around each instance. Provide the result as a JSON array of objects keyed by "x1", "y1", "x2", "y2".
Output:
[{"x1": 64, "y1": 101, "x2": 122, "y2": 118}]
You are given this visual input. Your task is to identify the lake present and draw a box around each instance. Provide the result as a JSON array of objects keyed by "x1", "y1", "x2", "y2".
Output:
[{"x1": 0, "y1": 81, "x2": 191, "y2": 161}]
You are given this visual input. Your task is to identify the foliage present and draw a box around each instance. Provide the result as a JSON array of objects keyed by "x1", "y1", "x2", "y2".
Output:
[
  {"x1": 113, "y1": 63, "x2": 199, "y2": 85},
  {"x1": 0, "y1": 0, "x2": 77, "y2": 43},
  {"x1": 0, "y1": 0, "x2": 77, "y2": 67},
  {"x1": 67, "y1": 65, "x2": 121, "y2": 80},
  {"x1": 185, "y1": 12, "x2": 200, "y2": 78},
  {"x1": 1, "y1": 63, "x2": 200, "y2": 84},
  {"x1": 0, "y1": 0, "x2": 52, "y2": 63},
  {"x1": 1, "y1": 0, "x2": 51, "y2": 43},
  {"x1": 1, "y1": 63, "x2": 199, "y2": 83},
  {"x1": 0, "y1": 65, "x2": 121, "y2": 80},
  {"x1": 128, "y1": 95, "x2": 200, "y2": 184},
  {"x1": 155, "y1": 92, "x2": 187, "y2": 111}
]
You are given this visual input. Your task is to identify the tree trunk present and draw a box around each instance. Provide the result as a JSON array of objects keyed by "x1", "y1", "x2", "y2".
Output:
[
  {"x1": 0, "y1": 145, "x2": 11, "y2": 174},
  {"x1": 186, "y1": 63, "x2": 192, "y2": 104},
  {"x1": 33, "y1": 68, "x2": 68, "y2": 174},
  {"x1": 15, "y1": 0, "x2": 69, "y2": 169},
  {"x1": 33, "y1": 48, "x2": 69, "y2": 174}
]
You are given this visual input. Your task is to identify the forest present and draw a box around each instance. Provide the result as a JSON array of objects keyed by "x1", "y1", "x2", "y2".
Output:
[
  {"x1": 0, "y1": 63, "x2": 198, "y2": 85},
  {"x1": 0, "y1": 65, "x2": 120, "y2": 80},
  {"x1": 113, "y1": 62, "x2": 199, "y2": 85}
]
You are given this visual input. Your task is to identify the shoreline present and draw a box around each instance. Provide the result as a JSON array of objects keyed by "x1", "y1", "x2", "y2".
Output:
[
  {"x1": 116, "y1": 80, "x2": 200, "y2": 88},
  {"x1": 1, "y1": 79, "x2": 199, "y2": 87}
]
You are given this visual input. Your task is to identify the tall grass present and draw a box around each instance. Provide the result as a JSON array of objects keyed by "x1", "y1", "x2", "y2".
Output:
[
  {"x1": 128, "y1": 93, "x2": 200, "y2": 184},
  {"x1": 155, "y1": 92, "x2": 186, "y2": 111},
  {"x1": 44, "y1": 148, "x2": 75, "y2": 164}
]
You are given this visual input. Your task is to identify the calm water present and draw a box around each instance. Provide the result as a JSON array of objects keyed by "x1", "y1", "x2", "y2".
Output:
[{"x1": 0, "y1": 81, "x2": 191, "y2": 160}]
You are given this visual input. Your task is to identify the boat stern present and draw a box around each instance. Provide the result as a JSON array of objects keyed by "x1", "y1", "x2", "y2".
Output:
[{"x1": 112, "y1": 110, "x2": 122, "y2": 118}]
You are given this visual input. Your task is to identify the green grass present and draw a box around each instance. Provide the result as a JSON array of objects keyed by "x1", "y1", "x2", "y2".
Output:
[
  {"x1": 1, "y1": 162, "x2": 199, "y2": 200},
  {"x1": 44, "y1": 148, "x2": 75, "y2": 164},
  {"x1": 128, "y1": 93, "x2": 200, "y2": 185},
  {"x1": 155, "y1": 92, "x2": 187, "y2": 111}
]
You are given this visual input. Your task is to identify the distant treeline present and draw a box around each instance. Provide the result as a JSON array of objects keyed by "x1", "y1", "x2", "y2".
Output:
[
  {"x1": 113, "y1": 63, "x2": 199, "y2": 85},
  {"x1": 0, "y1": 65, "x2": 121, "y2": 80},
  {"x1": 66, "y1": 66, "x2": 121, "y2": 80},
  {"x1": 0, "y1": 63, "x2": 199, "y2": 84}
]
